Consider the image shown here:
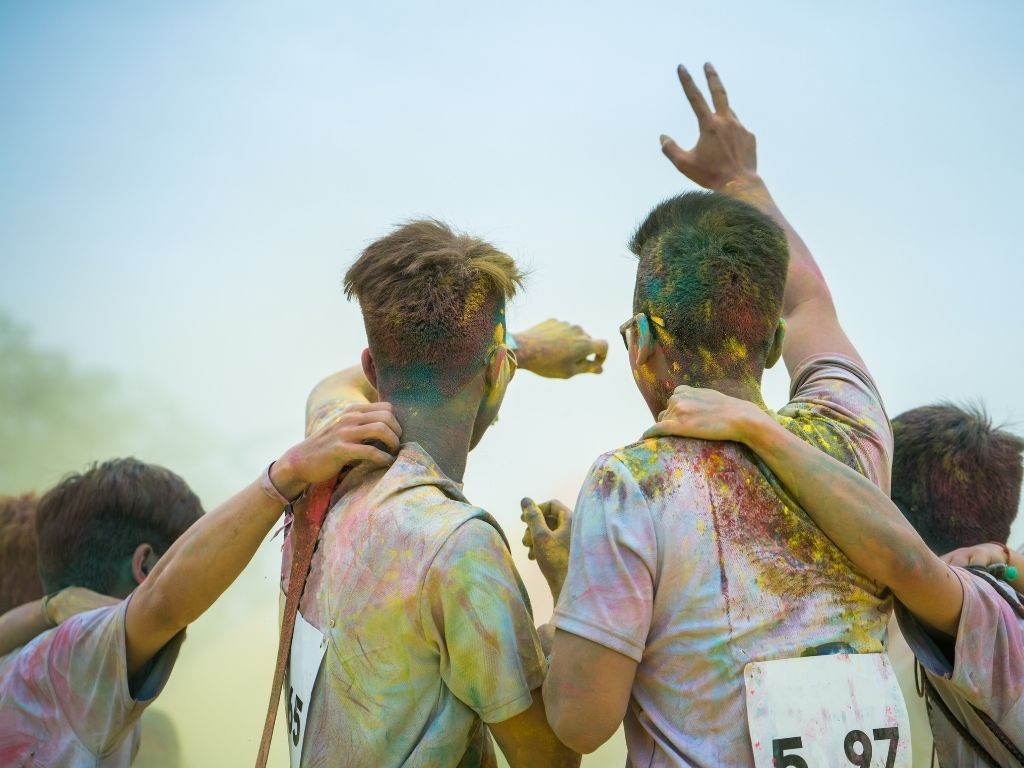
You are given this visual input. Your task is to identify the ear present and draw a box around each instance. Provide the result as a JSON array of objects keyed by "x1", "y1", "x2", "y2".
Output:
[
  {"x1": 485, "y1": 344, "x2": 514, "y2": 392},
  {"x1": 765, "y1": 318, "x2": 786, "y2": 370},
  {"x1": 131, "y1": 543, "x2": 157, "y2": 585},
  {"x1": 632, "y1": 315, "x2": 656, "y2": 367},
  {"x1": 360, "y1": 347, "x2": 378, "y2": 390}
]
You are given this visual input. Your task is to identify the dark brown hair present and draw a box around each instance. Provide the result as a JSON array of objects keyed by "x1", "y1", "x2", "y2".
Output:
[
  {"x1": 35, "y1": 458, "x2": 203, "y2": 593},
  {"x1": 344, "y1": 219, "x2": 524, "y2": 399},
  {"x1": 0, "y1": 494, "x2": 43, "y2": 613},
  {"x1": 892, "y1": 404, "x2": 1023, "y2": 554},
  {"x1": 630, "y1": 191, "x2": 789, "y2": 377}
]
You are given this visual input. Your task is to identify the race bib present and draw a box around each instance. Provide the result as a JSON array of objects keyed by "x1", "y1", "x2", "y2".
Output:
[
  {"x1": 285, "y1": 611, "x2": 328, "y2": 767},
  {"x1": 745, "y1": 653, "x2": 911, "y2": 768}
]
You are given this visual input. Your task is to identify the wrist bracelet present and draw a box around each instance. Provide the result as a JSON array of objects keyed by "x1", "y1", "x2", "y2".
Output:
[
  {"x1": 260, "y1": 462, "x2": 302, "y2": 507},
  {"x1": 41, "y1": 592, "x2": 57, "y2": 627}
]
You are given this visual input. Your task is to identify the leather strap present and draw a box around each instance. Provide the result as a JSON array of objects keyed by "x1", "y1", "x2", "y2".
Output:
[{"x1": 255, "y1": 474, "x2": 340, "y2": 768}]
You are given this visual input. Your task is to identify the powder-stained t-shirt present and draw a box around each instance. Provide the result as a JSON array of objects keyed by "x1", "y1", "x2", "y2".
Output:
[
  {"x1": 281, "y1": 442, "x2": 546, "y2": 768},
  {"x1": 896, "y1": 567, "x2": 1024, "y2": 767},
  {"x1": 553, "y1": 354, "x2": 894, "y2": 768},
  {"x1": 0, "y1": 598, "x2": 183, "y2": 767}
]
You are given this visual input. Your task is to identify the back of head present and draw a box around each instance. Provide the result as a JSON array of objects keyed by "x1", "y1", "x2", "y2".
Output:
[
  {"x1": 344, "y1": 219, "x2": 525, "y2": 402},
  {"x1": 35, "y1": 458, "x2": 204, "y2": 594},
  {"x1": 629, "y1": 191, "x2": 789, "y2": 380},
  {"x1": 0, "y1": 493, "x2": 43, "y2": 613},
  {"x1": 892, "y1": 403, "x2": 1024, "y2": 553}
]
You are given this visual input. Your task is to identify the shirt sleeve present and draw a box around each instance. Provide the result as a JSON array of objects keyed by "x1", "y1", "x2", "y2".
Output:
[
  {"x1": 950, "y1": 568, "x2": 1024, "y2": 722},
  {"x1": 896, "y1": 568, "x2": 1024, "y2": 723},
  {"x1": 779, "y1": 354, "x2": 894, "y2": 492},
  {"x1": 552, "y1": 454, "x2": 658, "y2": 663},
  {"x1": 421, "y1": 518, "x2": 546, "y2": 724},
  {"x1": 45, "y1": 598, "x2": 184, "y2": 754}
]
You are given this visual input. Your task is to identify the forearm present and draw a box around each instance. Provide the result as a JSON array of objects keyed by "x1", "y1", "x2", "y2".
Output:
[
  {"x1": 137, "y1": 476, "x2": 294, "y2": 630},
  {"x1": 0, "y1": 600, "x2": 51, "y2": 656},
  {"x1": 126, "y1": 463, "x2": 301, "y2": 673},
  {"x1": 721, "y1": 173, "x2": 831, "y2": 318},
  {"x1": 742, "y1": 408, "x2": 925, "y2": 578}
]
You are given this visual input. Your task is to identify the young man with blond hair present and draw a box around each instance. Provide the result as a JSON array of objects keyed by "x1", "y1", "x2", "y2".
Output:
[{"x1": 281, "y1": 219, "x2": 598, "y2": 767}]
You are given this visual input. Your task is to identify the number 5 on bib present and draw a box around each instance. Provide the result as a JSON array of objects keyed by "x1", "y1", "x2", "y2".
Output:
[{"x1": 744, "y1": 653, "x2": 911, "y2": 768}]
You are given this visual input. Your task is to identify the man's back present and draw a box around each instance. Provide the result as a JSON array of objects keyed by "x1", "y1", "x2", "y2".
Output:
[
  {"x1": 553, "y1": 355, "x2": 893, "y2": 767},
  {"x1": 284, "y1": 443, "x2": 545, "y2": 768}
]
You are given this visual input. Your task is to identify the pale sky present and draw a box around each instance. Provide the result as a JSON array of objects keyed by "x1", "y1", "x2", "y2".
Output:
[{"x1": 1, "y1": 2, "x2": 1022, "y2": 765}]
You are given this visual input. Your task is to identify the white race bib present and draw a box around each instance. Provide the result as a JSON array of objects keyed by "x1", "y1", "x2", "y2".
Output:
[
  {"x1": 285, "y1": 611, "x2": 328, "y2": 768},
  {"x1": 745, "y1": 653, "x2": 911, "y2": 768}
]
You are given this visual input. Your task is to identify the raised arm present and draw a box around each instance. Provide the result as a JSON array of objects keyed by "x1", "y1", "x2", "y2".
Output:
[
  {"x1": 305, "y1": 322, "x2": 608, "y2": 432},
  {"x1": 124, "y1": 402, "x2": 401, "y2": 676},
  {"x1": 659, "y1": 62, "x2": 863, "y2": 373},
  {"x1": 647, "y1": 386, "x2": 963, "y2": 635}
]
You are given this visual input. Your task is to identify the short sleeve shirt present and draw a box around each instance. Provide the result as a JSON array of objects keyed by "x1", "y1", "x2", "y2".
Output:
[
  {"x1": 553, "y1": 354, "x2": 894, "y2": 768},
  {"x1": 283, "y1": 442, "x2": 546, "y2": 768},
  {"x1": 896, "y1": 567, "x2": 1024, "y2": 767},
  {"x1": 0, "y1": 598, "x2": 183, "y2": 767}
]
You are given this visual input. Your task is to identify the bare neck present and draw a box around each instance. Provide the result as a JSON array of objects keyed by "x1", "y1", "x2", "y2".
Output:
[{"x1": 387, "y1": 396, "x2": 478, "y2": 483}]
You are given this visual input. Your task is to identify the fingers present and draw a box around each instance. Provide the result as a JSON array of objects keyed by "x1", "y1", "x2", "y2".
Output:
[
  {"x1": 704, "y1": 62, "x2": 730, "y2": 113},
  {"x1": 677, "y1": 64, "x2": 712, "y2": 125},
  {"x1": 347, "y1": 421, "x2": 402, "y2": 454},
  {"x1": 582, "y1": 339, "x2": 609, "y2": 372},
  {"x1": 660, "y1": 134, "x2": 696, "y2": 176},
  {"x1": 345, "y1": 444, "x2": 396, "y2": 467},
  {"x1": 539, "y1": 500, "x2": 567, "y2": 530},
  {"x1": 342, "y1": 408, "x2": 403, "y2": 439},
  {"x1": 642, "y1": 419, "x2": 690, "y2": 440},
  {"x1": 642, "y1": 423, "x2": 671, "y2": 440},
  {"x1": 521, "y1": 497, "x2": 552, "y2": 539}
]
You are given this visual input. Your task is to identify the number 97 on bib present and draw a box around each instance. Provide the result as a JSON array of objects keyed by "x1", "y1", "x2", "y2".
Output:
[{"x1": 744, "y1": 653, "x2": 911, "y2": 768}]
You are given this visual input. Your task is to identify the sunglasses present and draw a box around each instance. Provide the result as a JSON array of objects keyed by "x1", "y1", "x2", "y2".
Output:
[{"x1": 619, "y1": 312, "x2": 667, "y2": 350}]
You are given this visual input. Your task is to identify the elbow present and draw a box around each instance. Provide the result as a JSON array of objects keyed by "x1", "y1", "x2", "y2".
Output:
[
  {"x1": 873, "y1": 541, "x2": 931, "y2": 594},
  {"x1": 547, "y1": 705, "x2": 616, "y2": 755}
]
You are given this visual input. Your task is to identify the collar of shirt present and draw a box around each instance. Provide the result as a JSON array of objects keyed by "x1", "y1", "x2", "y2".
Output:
[{"x1": 332, "y1": 441, "x2": 468, "y2": 508}]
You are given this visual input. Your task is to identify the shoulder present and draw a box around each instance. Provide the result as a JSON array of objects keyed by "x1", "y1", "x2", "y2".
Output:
[
  {"x1": 780, "y1": 353, "x2": 893, "y2": 485},
  {"x1": 586, "y1": 436, "x2": 740, "y2": 504},
  {"x1": 422, "y1": 504, "x2": 513, "y2": 586}
]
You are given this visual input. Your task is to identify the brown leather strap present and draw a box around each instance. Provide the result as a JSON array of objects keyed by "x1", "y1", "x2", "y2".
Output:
[{"x1": 255, "y1": 475, "x2": 340, "y2": 768}]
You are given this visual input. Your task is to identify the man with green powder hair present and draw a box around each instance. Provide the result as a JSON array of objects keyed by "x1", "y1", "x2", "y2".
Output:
[
  {"x1": 522, "y1": 64, "x2": 902, "y2": 766},
  {"x1": 277, "y1": 219, "x2": 601, "y2": 767}
]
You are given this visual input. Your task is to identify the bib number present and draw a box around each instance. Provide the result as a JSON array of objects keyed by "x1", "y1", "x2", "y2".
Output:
[
  {"x1": 285, "y1": 611, "x2": 328, "y2": 767},
  {"x1": 745, "y1": 653, "x2": 911, "y2": 768}
]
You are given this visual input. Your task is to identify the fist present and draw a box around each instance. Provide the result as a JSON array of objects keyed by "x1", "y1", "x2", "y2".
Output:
[
  {"x1": 45, "y1": 587, "x2": 120, "y2": 625},
  {"x1": 521, "y1": 497, "x2": 573, "y2": 602},
  {"x1": 942, "y1": 542, "x2": 1008, "y2": 569},
  {"x1": 514, "y1": 319, "x2": 608, "y2": 379}
]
